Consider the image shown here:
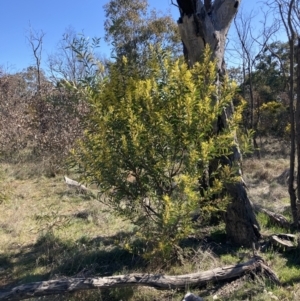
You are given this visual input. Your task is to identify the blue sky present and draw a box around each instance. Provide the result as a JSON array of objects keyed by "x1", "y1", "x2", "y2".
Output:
[{"x1": 0, "y1": 0, "x2": 275, "y2": 73}]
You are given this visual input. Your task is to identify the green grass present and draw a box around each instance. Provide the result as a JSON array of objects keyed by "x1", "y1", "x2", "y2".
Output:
[
  {"x1": 256, "y1": 212, "x2": 292, "y2": 234},
  {"x1": 1, "y1": 152, "x2": 300, "y2": 300}
]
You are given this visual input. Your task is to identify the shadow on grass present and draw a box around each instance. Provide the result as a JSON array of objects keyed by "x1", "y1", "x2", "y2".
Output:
[
  {"x1": 0, "y1": 230, "x2": 146, "y2": 291},
  {"x1": 56, "y1": 189, "x2": 95, "y2": 201},
  {"x1": 274, "y1": 247, "x2": 300, "y2": 286},
  {"x1": 6, "y1": 222, "x2": 300, "y2": 300},
  {"x1": 0, "y1": 226, "x2": 232, "y2": 298}
]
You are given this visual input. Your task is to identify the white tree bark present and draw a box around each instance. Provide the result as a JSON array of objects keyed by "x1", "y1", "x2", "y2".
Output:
[{"x1": 178, "y1": 0, "x2": 240, "y2": 72}]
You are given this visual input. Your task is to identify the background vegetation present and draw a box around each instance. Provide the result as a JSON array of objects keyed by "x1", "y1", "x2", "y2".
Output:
[{"x1": 1, "y1": 0, "x2": 300, "y2": 300}]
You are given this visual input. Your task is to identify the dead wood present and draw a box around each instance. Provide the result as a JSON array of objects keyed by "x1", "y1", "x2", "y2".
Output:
[
  {"x1": 254, "y1": 205, "x2": 291, "y2": 229},
  {"x1": 270, "y1": 234, "x2": 297, "y2": 249},
  {"x1": 64, "y1": 176, "x2": 88, "y2": 193},
  {"x1": 276, "y1": 168, "x2": 290, "y2": 185},
  {"x1": 253, "y1": 205, "x2": 298, "y2": 249},
  {"x1": 0, "y1": 256, "x2": 280, "y2": 301}
]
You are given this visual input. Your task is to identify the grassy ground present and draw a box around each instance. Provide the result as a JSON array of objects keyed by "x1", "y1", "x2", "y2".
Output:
[{"x1": 1, "y1": 142, "x2": 300, "y2": 300}]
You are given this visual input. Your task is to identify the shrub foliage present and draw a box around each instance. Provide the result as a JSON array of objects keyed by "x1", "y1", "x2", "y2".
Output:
[{"x1": 73, "y1": 46, "x2": 243, "y2": 259}]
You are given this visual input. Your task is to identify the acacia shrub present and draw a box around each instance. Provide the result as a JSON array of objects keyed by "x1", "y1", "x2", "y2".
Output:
[
  {"x1": 257, "y1": 100, "x2": 289, "y2": 139},
  {"x1": 73, "y1": 46, "x2": 243, "y2": 260}
]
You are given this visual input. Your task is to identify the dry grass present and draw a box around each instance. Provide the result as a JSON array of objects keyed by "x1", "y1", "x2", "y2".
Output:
[
  {"x1": 243, "y1": 156, "x2": 290, "y2": 214},
  {"x1": 1, "y1": 142, "x2": 300, "y2": 300}
]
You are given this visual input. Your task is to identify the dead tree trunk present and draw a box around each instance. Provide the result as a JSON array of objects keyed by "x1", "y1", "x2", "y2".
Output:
[
  {"x1": 176, "y1": 0, "x2": 261, "y2": 246},
  {"x1": 0, "y1": 257, "x2": 279, "y2": 301}
]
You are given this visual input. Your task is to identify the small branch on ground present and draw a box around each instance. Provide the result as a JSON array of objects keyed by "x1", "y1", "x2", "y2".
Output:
[{"x1": 64, "y1": 176, "x2": 88, "y2": 194}]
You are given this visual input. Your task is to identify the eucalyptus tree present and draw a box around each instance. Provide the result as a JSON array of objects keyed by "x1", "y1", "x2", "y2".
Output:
[
  {"x1": 175, "y1": 0, "x2": 261, "y2": 246},
  {"x1": 232, "y1": 8, "x2": 280, "y2": 155},
  {"x1": 104, "y1": 0, "x2": 181, "y2": 74},
  {"x1": 253, "y1": 41, "x2": 289, "y2": 101},
  {"x1": 252, "y1": 41, "x2": 290, "y2": 139},
  {"x1": 267, "y1": 0, "x2": 300, "y2": 226}
]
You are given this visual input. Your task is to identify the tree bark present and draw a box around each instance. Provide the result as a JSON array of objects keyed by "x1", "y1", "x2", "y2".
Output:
[
  {"x1": 176, "y1": 0, "x2": 261, "y2": 246},
  {"x1": 296, "y1": 37, "x2": 300, "y2": 224},
  {"x1": 0, "y1": 257, "x2": 279, "y2": 301},
  {"x1": 281, "y1": 0, "x2": 298, "y2": 227}
]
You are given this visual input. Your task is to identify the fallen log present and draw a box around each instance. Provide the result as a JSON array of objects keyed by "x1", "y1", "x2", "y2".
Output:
[
  {"x1": 253, "y1": 205, "x2": 290, "y2": 229},
  {"x1": 0, "y1": 256, "x2": 280, "y2": 301},
  {"x1": 252, "y1": 205, "x2": 298, "y2": 250},
  {"x1": 270, "y1": 234, "x2": 297, "y2": 250}
]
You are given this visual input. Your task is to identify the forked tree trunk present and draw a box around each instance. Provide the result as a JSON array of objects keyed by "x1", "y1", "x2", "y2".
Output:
[{"x1": 176, "y1": 0, "x2": 261, "y2": 246}]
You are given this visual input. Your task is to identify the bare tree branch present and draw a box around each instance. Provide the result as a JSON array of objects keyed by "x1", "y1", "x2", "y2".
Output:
[{"x1": 26, "y1": 27, "x2": 45, "y2": 93}]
